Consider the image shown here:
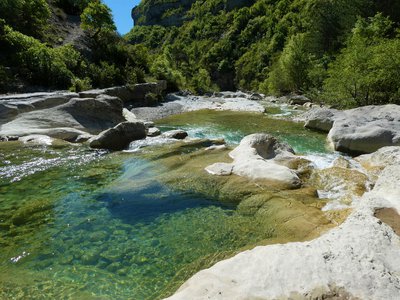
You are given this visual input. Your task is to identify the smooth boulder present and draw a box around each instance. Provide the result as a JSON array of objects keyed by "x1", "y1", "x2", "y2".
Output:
[
  {"x1": 0, "y1": 95, "x2": 125, "y2": 141},
  {"x1": 0, "y1": 91, "x2": 78, "y2": 125},
  {"x1": 89, "y1": 121, "x2": 146, "y2": 150},
  {"x1": 206, "y1": 134, "x2": 301, "y2": 188},
  {"x1": 328, "y1": 105, "x2": 400, "y2": 154},
  {"x1": 304, "y1": 108, "x2": 341, "y2": 132},
  {"x1": 147, "y1": 127, "x2": 161, "y2": 137},
  {"x1": 79, "y1": 82, "x2": 167, "y2": 103},
  {"x1": 303, "y1": 105, "x2": 400, "y2": 154}
]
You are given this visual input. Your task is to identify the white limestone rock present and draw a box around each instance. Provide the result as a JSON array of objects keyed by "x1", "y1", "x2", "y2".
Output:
[
  {"x1": 205, "y1": 163, "x2": 233, "y2": 176},
  {"x1": 303, "y1": 107, "x2": 342, "y2": 132},
  {"x1": 205, "y1": 134, "x2": 301, "y2": 188},
  {"x1": 0, "y1": 95, "x2": 125, "y2": 141},
  {"x1": 166, "y1": 163, "x2": 400, "y2": 300},
  {"x1": 147, "y1": 127, "x2": 162, "y2": 137}
]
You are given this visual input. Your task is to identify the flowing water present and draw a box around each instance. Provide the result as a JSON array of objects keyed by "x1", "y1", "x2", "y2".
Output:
[{"x1": 0, "y1": 109, "x2": 332, "y2": 299}]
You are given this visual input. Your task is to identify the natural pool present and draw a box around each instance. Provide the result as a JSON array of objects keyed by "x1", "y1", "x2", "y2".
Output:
[{"x1": 0, "y1": 110, "x2": 331, "y2": 299}]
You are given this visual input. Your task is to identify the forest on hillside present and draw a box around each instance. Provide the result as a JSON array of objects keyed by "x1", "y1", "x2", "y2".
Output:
[
  {"x1": 1, "y1": 0, "x2": 400, "y2": 108},
  {"x1": 0, "y1": 0, "x2": 150, "y2": 93},
  {"x1": 127, "y1": 0, "x2": 400, "y2": 107}
]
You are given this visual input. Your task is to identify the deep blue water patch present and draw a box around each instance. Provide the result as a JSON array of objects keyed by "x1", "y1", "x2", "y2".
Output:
[{"x1": 97, "y1": 183, "x2": 232, "y2": 224}]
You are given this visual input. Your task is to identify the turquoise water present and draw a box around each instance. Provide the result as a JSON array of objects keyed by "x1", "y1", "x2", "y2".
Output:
[
  {"x1": 156, "y1": 110, "x2": 329, "y2": 154},
  {"x1": 0, "y1": 110, "x2": 330, "y2": 299},
  {"x1": 0, "y1": 145, "x2": 273, "y2": 299}
]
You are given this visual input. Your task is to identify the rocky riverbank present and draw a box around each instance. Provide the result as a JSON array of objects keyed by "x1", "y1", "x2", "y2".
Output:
[
  {"x1": 0, "y1": 87, "x2": 266, "y2": 149},
  {"x1": 300, "y1": 105, "x2": 400, "y2": 155},
  {"x1": 165, "y1": 146, "x2": 400, "y2": 300},
  {"x1": 131, "y1": 91, "x2": 266, "y2": 121}
]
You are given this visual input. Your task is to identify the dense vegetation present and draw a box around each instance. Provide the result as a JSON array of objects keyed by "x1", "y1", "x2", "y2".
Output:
[
  {"x1": 1, "y1": 0, "x2": 399, "y2": 107},
  {"x1": 126, "y1": 0, "x2": 400, "y2": 107},
  {"x1": 0, "y1": 0, "x2": 149, "y2": 93}
]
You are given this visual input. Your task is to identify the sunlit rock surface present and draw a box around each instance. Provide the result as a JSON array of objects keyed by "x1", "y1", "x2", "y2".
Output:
[
  {"x1": 166, "y1": 148, "x2": 400, "y2": 300},
  {"x1": 206, "y1": 134, "x2": 302, "y2": 188}
]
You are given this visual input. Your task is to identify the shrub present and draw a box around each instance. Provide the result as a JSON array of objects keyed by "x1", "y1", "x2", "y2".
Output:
[
  {"x1": 1, "y1": 25, "x2": 82, "y2": 88},
  {"x1": 0, "y1": 0, "x2": 50, "y2": 38},
  {"x1": 266, "y1": 34, "x2": 314, "y2": 94},
  {"x1": 88, "y1": 61, "x2": 123, "y2": 88},
  {"x1": 0, "y1": 65, "x2": 12, "y2": 92},
  {"x1": 70, "y1": 77, "x2": 92, "y2": 92},
  {"x1": 190, "y1": 68, "x2": 213, "y2": 94}
]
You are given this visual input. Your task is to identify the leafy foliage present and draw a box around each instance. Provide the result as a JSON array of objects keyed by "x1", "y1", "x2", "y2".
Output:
[
  {"x1": 0, "y1": 0, "x2": 50, "y2": 38},
  {"x1": 128, "y1": 0, "x2": 400, "y2": 104},
  {"x1": 81, "y1": 0, "x2": 116, "y2": 38},
  {"x1": 323, "y1": 14, "x2": 400, "y2": 107},
  {"x1": 0, "y1": 0, "x2": 151, "y2": 92},
  {"x1": 53, "y1": 0, "x2": 91, "y2": 15},
  {"x1": 1, "y1": 25, "x2": 80, "y2": 87}
]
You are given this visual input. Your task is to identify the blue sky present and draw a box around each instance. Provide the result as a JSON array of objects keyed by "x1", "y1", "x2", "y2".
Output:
[{"x1": 103, "y1": 0, "x2": 141, "y2": 35}]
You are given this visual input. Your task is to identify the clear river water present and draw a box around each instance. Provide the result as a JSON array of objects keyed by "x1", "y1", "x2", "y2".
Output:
[{"x1": 0, "y1": 109, "x2": 332, "y2": 299}]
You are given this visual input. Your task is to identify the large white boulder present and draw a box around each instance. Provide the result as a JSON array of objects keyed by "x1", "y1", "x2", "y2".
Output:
[
  {"x1": 0, "y1": 95, "x2": 125, "y2": 141},
  {"x1": 206, "y1": 134, "x2": 301, "y2": 188},
  {"x1": 0, "y1": 91, "x2": 78, "y2": 125},
  {"x1": 303, "y1": 105, "x2": 400, "y2": 154}
]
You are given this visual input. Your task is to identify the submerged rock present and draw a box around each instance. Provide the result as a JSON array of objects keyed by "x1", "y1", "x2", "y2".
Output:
[
  {"x1": 89, "y1": 121, "x2": 146, "y2": 150},
  {"x1": 12, "y1": 199, "x2": 54, "y2": 226},
  {"x1": 206, "y1": 134, "x2": 302, "y2": 188},
  {"x1": 162, "y1": 130, "x2": 188, "y2": 140},
  {"x1": 309, "y1": 167, "x2": 369, "y2": 206}
]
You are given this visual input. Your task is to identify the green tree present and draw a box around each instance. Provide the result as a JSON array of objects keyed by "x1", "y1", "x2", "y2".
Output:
[
  {"x1": 323, "y1": 14, "x2": 400, "y2": 107},
  {"x1": 80, "y1": 0, "x2": 116, "y2": 39},
  {"x1": 265, "y1": 33, "x2": 315, "y2": 94},
  {"x1": 0, "y1": 0, "x2": 50, "y2": 38}
]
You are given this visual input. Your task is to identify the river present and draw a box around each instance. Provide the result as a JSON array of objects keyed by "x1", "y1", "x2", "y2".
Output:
[{"x1": 0, "y1": 108, "x2": 339, "y2": 299}]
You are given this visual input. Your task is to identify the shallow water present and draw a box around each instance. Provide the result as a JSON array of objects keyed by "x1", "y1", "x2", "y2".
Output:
[
  {"x1": 156, "y1": 110, "x2": 328, "y2": 154},
  {"x1": 0, "y1": 110, "x2": 332, "y2": 299}
]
